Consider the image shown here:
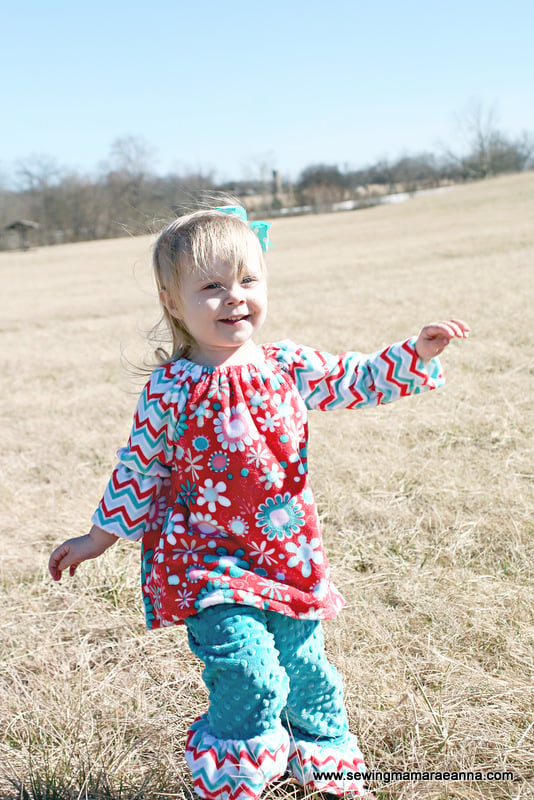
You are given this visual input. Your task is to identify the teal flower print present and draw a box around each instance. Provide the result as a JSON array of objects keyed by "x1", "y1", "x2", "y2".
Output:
[
  {"x1": 143, "y1": 593, "x2": 157, "y2": 627},
  {"x1": 176, "y1": 412, "x2": 189, "y2": 437},
  {"x1": 195, "y1": 580, "x2": 236, "y2": 611},
  {"x1": 256, "y1": 493, "x2": 305, "y2": 541},
  {"x1": 209, "y1": 451, "x2": 229, "y2": 472},
  {"x1": 256, "y1": 576, "x2": 292, "y2": 602},
  {"x1": 206, "y1": 373, "x2": 231, "y2": 400},
  {"x1": 202, "y1": 546, "x2": 250, "y2": 576},
  {"x1": 193, "y1": 435, "x2": 210, "y2": 452},
  {"x1": 177, "y1": 480, "x2": 198, "y2": 508}
]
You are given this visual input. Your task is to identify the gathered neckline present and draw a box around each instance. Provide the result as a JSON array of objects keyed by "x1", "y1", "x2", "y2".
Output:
[{"x1": 169, "y1": 342, "x2": 281, "y2": 376}]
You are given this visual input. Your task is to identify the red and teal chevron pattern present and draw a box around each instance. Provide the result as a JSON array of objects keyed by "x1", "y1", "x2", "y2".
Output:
[
  {"x1": 92, "y1": 364, "x2": 178, "y2": 539},
  {"x1": 288, "y1": 337, "x2": 443, "y2": 411},
  {"x1": 287, "y1": 731, "x2": 366, "y2": 795},
  {"x1": 93, "y1": 463, "x2": 160, "y2": 540},
  {"x1": 185, "y1": 714, "x2": 289, "y2": 800}
]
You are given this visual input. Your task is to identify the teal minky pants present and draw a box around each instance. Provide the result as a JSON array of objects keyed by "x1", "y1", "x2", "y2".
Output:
[{"x1": 184, "y1": 605, "x2": 368, "y2": 799}]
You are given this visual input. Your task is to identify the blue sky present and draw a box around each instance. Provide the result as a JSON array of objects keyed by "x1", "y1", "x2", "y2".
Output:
[{"x1": 1, "y1": 0, "x2": 533, "y2": 184}]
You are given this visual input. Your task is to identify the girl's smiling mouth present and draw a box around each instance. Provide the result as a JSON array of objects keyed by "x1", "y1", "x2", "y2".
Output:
[{"x1": 219, "y1": 315, "x2": 250, "y2": 325}]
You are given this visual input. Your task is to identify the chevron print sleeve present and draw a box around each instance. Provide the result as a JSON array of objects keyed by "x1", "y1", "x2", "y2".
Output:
[
  {"x1": 275, "y1": 337, "x2": 444, "y2": 411},
  {"x1": 91, "y1": 364, "x2": 180, "y2": 540}
]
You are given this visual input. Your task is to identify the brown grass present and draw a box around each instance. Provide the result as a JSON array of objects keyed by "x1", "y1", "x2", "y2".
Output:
[{"x1": 1, "y1": 173, "x2": 533, "y2": 799}]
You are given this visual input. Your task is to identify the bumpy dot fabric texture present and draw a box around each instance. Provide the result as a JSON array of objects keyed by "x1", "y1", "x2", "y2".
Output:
[{"x1": 184, "y1": 605, "x2": 367, "y2": 799}]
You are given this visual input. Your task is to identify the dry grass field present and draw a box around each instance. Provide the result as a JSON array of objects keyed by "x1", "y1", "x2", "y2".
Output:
[{"x1": 1, "y1": 173, "x2": 533, "y2": 800}]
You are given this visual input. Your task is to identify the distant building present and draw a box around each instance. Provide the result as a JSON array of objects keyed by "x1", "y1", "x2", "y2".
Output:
[{"x1": 4, "y1": 219, "x2": 40, "y2": 250}]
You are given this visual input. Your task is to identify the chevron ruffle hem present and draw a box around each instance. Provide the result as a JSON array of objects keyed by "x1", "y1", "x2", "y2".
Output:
[
  {"x1": 185, "y1": 714, "x2": 290, "y2": 800},
  {"x1": 287, "y1": 731, "x2": 367, "y2": 795}
]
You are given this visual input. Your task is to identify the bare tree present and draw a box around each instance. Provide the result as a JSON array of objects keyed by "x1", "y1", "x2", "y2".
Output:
[
  {"x1": 447, "y1": 100, "x2": 533, "y2": 178},
  {"x1": 98, "y1": 136, "x2": 158, "y2": 235},
  {"x1": 108, "y1": 135, "x2": 155, "y2": 181},
  {"x1": 15, "y1": 153, "x2": 64, "y2": 193},
  {"x1": 14, "y1": 155, "x2": 66, "y2": 244},
  {"x1": 456, "y1": 100, "x2": 500, "y2": 173},
  {"x1": 296, "y1": 164, "x2": 348, "y2": 208}
]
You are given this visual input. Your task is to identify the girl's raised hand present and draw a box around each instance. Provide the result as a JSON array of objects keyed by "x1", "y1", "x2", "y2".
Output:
[{"x1": 415, "y1": 319, "x2": 470, "y2": 362}]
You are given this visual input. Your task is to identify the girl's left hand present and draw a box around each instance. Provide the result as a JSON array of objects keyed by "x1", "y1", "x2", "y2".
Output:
[{"x1": 415, "y1": 319, "x2": 470, "y2": 361}]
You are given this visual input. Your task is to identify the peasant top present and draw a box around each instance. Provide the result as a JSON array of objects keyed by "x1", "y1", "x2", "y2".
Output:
[{"x1": 92, "y1": 339, "x2": 444, "y2": 628}]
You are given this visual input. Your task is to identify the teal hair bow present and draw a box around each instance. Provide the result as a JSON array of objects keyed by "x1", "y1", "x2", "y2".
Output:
[{"x1": 215, "y1": 205, "x2": 273, "y2": 252}]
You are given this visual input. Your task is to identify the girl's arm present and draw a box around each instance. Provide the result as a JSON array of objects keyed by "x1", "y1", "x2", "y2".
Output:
[
  {"x1": 278, "y1": 318, "x2": 470, "y2": 411},
  {"x1": 49, "y1": 365, "x2": 179, "y2": 580},
  {"x1": 48, "y1": 525, "x2": 117, "y2": 581}
]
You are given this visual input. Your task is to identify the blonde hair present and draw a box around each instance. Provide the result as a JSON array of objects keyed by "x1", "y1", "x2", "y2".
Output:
[{"x1": 151, "y1": 208, "x2": 265, "y2": 363}]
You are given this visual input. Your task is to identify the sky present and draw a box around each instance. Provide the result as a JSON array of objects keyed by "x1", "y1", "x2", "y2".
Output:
[{"x1": 1, "y1": 0, "x2": 533, "y2": 185}]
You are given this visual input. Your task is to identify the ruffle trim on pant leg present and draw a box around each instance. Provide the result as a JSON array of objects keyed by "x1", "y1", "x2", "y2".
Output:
[
  {"x1": 287, "y1": 732, "x2": 368, "y2": 796},
  {"x1": 185, "y1": 714, "x2": 290, "y2": 800}
]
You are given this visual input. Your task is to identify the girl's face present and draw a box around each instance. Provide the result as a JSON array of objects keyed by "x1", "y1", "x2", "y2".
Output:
[{"x1": 164, "y1": 239, "x2": 268, "y2": 367}]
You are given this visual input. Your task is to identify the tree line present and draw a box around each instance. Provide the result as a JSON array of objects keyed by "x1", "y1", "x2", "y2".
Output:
[{"x1": 1, "y1": 105, "x2": 532, "y2": 249}]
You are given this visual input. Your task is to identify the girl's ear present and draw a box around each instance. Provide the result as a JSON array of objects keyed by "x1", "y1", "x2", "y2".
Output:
[
  {"x1": 159, "y1": 287, "x2": 180, "y2": 316},
  {"x1": 159, "y1": 287, "x2": 170, "y2": 308}
]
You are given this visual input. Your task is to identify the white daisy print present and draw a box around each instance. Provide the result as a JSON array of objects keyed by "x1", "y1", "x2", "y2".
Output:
[
  {"x1": 189, "y1": 511, "x2": 222, "y2": 538},
  {"x1": 278, "y1": 392, "x2": 296, "y2": 419},
  {"x1": 172, "y1": 537, "x2": 206, "y2": 563},
  {"x1": 298, "y1": 609, "x2": 323, "y2": 620},
  {"x1": 163, "y1": 511, "x2": 187, "y2": 546},
  {"x1": 246, "y1": 442, "x2": 269, "y2": 468},
  {"x1": 228, "y1": 516, "x2": 249, "y2": 536},
  {"x1": 257, "y1": 411, "x2": 280, "y2": 432},
  {"x1": 259, "y1": 463, "x2": 286, "y2": 490},
  {"x1": 197, "y1": 479, "x2": 231, "y2": 512},
  {"x1": 249, "y1": 540, "x2": 277, "y2": 566},
  {"x1": 285, "y1": 535, "x2": 323, "y2": 578},
  {"x1": 213, "y1": 403, "x2": 256, "y2": 452},
  {"x1": 189, "y1": 400, "x2": 213, "y2": 428},
  {"x1": 175, "y1": 588, "x2": 195, "y2": 608},
  {"x1": 184, "y1": 448, "x2": 203, "y2": 480},
  {"x1": 146, "y1": 495, "x2": 167, "y2": 531},
  {"x1": 246, "y1": 388, "x2": 269, "y2": 414}
]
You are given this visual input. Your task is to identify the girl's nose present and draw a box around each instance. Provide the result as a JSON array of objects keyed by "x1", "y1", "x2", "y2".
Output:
[{"x1": 225, "y1": 282, "x2": 245, "y2": 305}]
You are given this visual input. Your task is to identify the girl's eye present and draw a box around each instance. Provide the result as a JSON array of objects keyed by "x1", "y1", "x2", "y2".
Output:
[
  {"x1": 204, "y1": 283, "x2": 221, "y2": 290},
  {"x1": 241, "y1": 276, "x2": 256, "y2": 285}
]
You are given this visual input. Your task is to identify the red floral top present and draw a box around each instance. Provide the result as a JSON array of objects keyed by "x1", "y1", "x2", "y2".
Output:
[{"x1": 92, "y1": 339, "x2": 444, "y2": 628}]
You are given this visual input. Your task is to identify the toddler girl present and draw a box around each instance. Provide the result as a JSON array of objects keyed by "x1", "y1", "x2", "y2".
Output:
[{"x1": 49, "y1": 206, "x2": 469, "y2": 799}]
